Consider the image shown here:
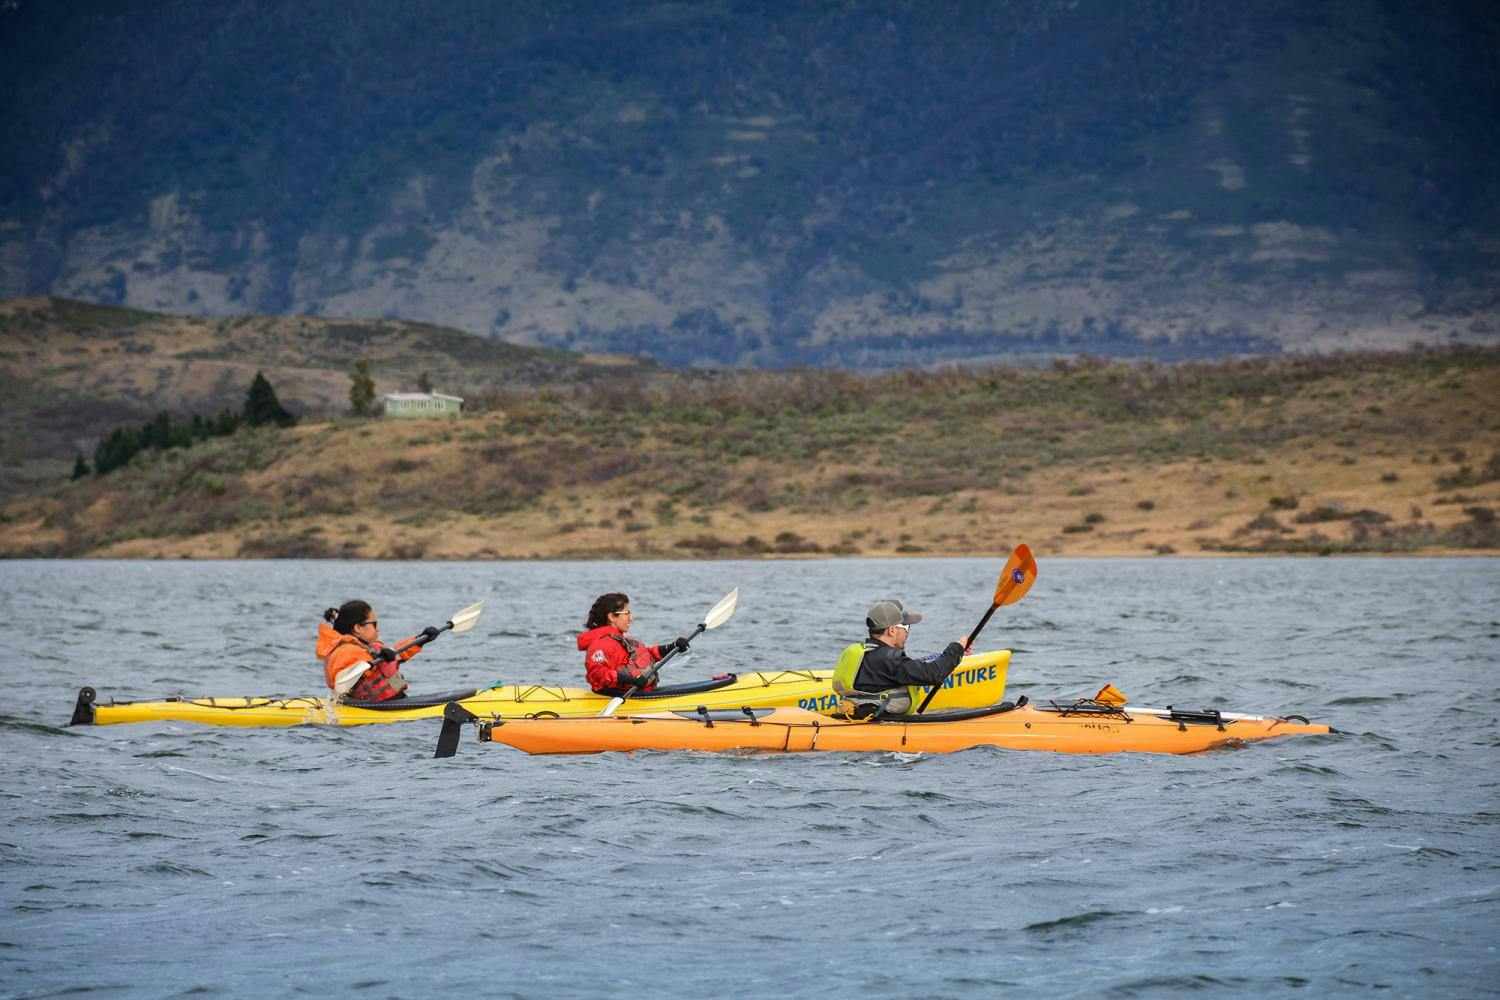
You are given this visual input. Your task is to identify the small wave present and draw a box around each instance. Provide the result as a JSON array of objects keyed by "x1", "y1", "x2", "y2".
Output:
[
  {"x1": 1024, "y1": 909, "x2": 1128, "y2": 933},
  {"x1": 1382, "y1": 844, "x2": 1459, "y2": 858},
  {"x1": 135, "y1": 860, "x2": 212, "y2": 877},
  {"x1": 0, "y1": 716, "x2": 73, "y2": 736},
  {"x1": 50, "y1": 812, "x2": 132, "y2": 825},
  {"x1": 1102, "y1": 974, "x2": 1238, "y2": 995},
  {"x1": 1269, "y1": 763, "x2": 1345, "y2": 777},
  {"x1": 1328, "y1": 792, "x2": 1395, "y2": 815},
  {"x1": 104, "y1": 786, "x2": 153, "y2": 798}
]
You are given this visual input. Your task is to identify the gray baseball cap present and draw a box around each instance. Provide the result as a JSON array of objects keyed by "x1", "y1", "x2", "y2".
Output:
[{"x1": 866, "y1": 599, "x2": 922, "y2": 630}]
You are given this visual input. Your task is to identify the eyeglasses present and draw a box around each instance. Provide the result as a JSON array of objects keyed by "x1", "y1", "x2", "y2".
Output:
[
  {"x1": 358, "y1": 619, "x2": 378, "y2": 629},
  {"x1": 892, "y1": 622, "x2": 910, "y2": 632},
  {"x1": 611, "y1": 610, "x2": 634, "y2": 618}
]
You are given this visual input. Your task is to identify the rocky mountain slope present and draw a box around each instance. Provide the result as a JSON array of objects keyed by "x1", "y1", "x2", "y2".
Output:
[{"x1": 2, "y1": 0, "x2": 1496, "y2": 366}]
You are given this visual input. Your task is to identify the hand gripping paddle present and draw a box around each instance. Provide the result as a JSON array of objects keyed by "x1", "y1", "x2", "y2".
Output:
[{"x1": 915, "y1": 546, "x2": 1036, "y2": 714}]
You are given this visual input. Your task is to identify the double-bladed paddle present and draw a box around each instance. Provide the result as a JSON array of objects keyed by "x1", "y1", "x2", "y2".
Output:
[
  {"x1": 914, "y1": 545, "x2": 1037, "y2": 714},
  {"x1": 598, "y1": 588, "x2": 740, "y2": 717},
  {"x1": 332, "y1": 600, "x2": 485, "y2": 694}
]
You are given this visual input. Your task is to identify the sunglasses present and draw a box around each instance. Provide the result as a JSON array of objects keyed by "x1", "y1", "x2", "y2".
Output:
[{"x1": 358, "y1": 619, "x2": 379, "y2": 629}]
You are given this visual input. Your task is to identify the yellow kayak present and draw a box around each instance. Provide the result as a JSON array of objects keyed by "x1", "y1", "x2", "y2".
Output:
[{"x1": 69, "y1": 650, "x2": 1012, "y2": 728}]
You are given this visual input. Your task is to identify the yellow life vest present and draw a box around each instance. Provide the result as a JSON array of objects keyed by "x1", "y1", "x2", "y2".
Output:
[{"x1": 831, "y1": 641, "x2": 922, "y2": 715}]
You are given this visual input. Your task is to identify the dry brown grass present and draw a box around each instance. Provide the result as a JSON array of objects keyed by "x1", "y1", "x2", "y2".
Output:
[{"x1": 4, "y1": 301, "x2": 1497, "y2": 559}]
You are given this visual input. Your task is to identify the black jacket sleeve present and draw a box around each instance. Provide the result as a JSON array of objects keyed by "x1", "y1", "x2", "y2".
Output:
[{"x1": 855, "y1": 641, "x2": 965, "y2": 689}]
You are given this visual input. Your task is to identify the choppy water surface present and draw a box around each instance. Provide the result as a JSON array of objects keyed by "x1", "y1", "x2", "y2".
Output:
[{"x1": 1, "y1": 557, "x2": 1497, "y2": 998}]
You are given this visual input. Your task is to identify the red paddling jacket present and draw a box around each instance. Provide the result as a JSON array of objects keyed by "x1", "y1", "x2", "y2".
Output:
[{"x1": 579, "y1": 624, "x2": 668, "y2": 693}]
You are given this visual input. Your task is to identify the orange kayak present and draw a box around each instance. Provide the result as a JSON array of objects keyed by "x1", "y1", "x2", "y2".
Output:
[{"x1": 448, "y1": 698, "x2": 1338, "y2": 757}]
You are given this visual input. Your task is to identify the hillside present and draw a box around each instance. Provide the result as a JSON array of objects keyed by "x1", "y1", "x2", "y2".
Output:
[
  {"x1": 0, "y1": 296, "x2": 653, "y2": 499},
  {"x1": 1, "y1": 1, "x2": 1497, "y2": 367},
  {"x1": 4, "y1": 345, "x2": 1496, "y2": 559}
]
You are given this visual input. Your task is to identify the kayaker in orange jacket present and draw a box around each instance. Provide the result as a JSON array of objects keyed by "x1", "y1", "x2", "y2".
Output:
[
  {"x1": 318, "y1": 600, "x2": 439, "y2": 701},
  {"x1": 579, "y1": 592, "x2": 690, "y2": 694}
]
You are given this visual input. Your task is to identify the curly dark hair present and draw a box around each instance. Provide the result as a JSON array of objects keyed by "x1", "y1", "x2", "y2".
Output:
[{"x1": 585, "y1": 592, "x2": 630, "y2": 630}]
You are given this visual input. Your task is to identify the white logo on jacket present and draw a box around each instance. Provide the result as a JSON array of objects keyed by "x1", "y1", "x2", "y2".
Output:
[{"x1": 590, "y1": 650, "x2": 607, "y2": 663}]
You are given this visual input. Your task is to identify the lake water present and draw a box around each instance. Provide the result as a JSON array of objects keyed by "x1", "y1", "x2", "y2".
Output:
[{"x1": 1, "y1": 557, "x2": 1497, "y2": 998}]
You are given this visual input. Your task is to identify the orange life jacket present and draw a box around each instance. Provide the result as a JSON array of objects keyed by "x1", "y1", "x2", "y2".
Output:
[
  {"x1": 347, "y1": 654, "x2": 408, "y2": 701},
  {"x1": 317, "y1": 622, "x2": 416, "y2": 701}
]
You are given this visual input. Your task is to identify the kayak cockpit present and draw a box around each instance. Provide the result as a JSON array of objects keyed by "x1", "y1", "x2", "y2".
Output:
[
  {"x1": 341, "y1": 689, "x2": 485, "y2": 711},
  {"x1": 592, "y1": 674, "x2": 739, "y2": 699}
]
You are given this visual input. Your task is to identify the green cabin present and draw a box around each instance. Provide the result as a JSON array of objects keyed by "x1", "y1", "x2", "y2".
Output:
[{"x1": 382, "y1": 391, "x2": 463, "y2": 418}]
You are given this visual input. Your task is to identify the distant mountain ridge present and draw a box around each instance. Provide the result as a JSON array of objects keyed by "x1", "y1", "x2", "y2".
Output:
[{"x1": 2, "y1": 0, "x2": 1496, "y2": 366}]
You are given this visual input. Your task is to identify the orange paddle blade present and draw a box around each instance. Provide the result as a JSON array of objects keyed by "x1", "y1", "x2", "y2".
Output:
[{"x1": 993, "y1": 543, "x2": 1038, "y2": 606}]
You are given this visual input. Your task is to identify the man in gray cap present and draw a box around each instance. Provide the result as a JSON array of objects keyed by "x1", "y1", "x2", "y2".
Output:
[{"x1": 830, "y1": 599, "x2": 970, "y2": 715}]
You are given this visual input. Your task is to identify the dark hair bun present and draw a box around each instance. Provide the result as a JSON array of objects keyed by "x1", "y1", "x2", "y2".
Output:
[{"x1": 323, "y1": 607, "x2": 338, "y2": 623}]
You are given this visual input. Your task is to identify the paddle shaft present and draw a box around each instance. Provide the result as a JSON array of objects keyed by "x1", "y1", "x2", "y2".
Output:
[
  {"x1": 913, "y1": 602, "x2": 1001, "y2": 715},
  {"x1": 385, "y1": 618, "x2": 454, "y2": 658},
  {"x1": 600, "y1": 622, "x2": 706, "y2": 716}
]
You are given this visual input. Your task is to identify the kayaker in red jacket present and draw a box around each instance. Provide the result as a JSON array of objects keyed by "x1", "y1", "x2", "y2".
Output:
[
  {"x1": 318, "y1": 599, "x2": 439, "y2": 701},
  {"x1": 579, "y1": 592, "x2": 689, "y2": 694}
]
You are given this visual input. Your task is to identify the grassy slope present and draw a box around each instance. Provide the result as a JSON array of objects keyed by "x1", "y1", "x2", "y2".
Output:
[
  {"x1": 0, "y1": 296, "x2": 652, "y2": 496},
  {"x1": 4, "y1": 347, "x2": 1496, "y2": 559}
]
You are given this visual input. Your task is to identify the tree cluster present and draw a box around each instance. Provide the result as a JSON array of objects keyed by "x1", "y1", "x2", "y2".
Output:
[{"x1": 89, "y1": 371, "x2": 296, "y2": 477}]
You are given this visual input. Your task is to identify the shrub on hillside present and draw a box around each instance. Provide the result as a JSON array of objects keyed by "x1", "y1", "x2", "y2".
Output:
[
  {"x1": 773, "y1": 531, "x2": 821, "y2": 553},
  {"x1": 1237, "y1": 513, "x2": 1291, "y2": 535},
  {"x1": 1435, "y1": 451, "x2": 1500, "y2": 489},
  {"x1": 673, "y1": 534, "x2": 735, "y2": 552}
]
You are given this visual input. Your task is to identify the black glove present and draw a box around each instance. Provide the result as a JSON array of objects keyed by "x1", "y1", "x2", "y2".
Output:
[
  {"x1": 617, "y1": 670, "x2": 651, "y2": 690},
  {"x1": 373, "y1": 647, "x2": 398, "y2": 663},
  {"x1": 418, "y1": 626, "x2": 442, "y2": 644},
  {"x1": 669, "y1": 635, "x2": 690, "y2": 653}
]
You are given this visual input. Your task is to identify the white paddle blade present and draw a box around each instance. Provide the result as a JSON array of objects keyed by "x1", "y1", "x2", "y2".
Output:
[
  {"x1": 448, "y1": 601, "x2": 485, "y2": 634},
  {"x1": 332, "y1": 661, "x2": 368, "y2": 695},
  {"x1": 702, "y1": 587, "x2": 739, "y2": 631}
]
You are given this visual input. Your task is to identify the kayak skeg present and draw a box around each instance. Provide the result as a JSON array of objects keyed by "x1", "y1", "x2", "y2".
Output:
[
  {"x1": 68, "y1": 650, "x2": 1011, "y2": 728},
  {"x1": 445, "y1": 696, "x2": 1338, "y2": 757}
]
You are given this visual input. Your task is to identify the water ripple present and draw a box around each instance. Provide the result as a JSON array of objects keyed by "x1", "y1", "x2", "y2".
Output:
[{"x1": 0, "y1": 557, "x2": 1497, "y2": 998}]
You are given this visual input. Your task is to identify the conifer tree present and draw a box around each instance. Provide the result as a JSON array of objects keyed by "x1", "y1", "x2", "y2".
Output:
[
  {"x1": 93, "y1": 425, "x2": 141, "y2": 475},
  {"x1": 349, "y1": 359, "x2": 377, "y2": 417},
  {"x1": 71, "y1": 452, "x2": 90, "y2": 480},
  {"x1": 244, "y1": 371, "x2": 297, "y2": 427}
]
